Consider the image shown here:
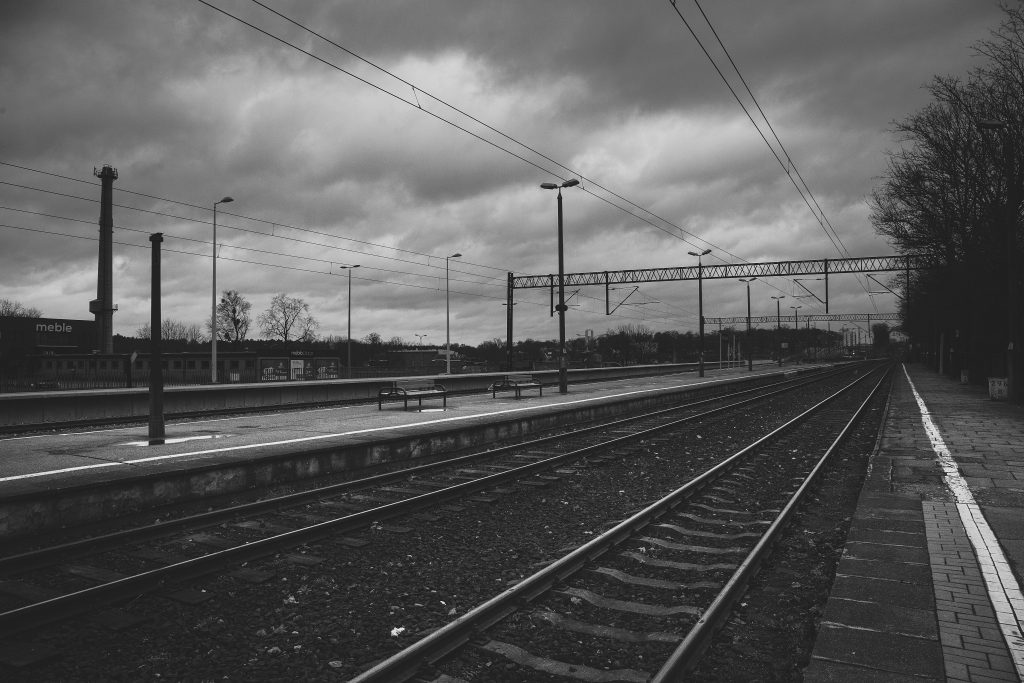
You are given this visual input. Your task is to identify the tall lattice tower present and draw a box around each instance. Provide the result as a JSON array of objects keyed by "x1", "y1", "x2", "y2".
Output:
[{"x1": 90, "y1": 164, "x2": 118, "y2": 353}]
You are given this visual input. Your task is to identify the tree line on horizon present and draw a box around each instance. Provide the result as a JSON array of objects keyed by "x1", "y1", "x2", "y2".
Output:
[
  {"x1": 5, "y1": 287, "x2": 892, "y2": 368},
  {"x1": 870, "y1": 5, "x2": 1023, "y2": 388}
]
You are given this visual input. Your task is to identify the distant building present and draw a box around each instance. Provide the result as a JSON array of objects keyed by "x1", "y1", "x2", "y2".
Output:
[{"x1": 0, "y1": 316, "x2": 96, "y2": 367}]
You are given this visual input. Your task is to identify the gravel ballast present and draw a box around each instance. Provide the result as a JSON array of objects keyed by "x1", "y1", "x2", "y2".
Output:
[{"x1": 1, "y1": 373, "x2": 886, "y2": 681}]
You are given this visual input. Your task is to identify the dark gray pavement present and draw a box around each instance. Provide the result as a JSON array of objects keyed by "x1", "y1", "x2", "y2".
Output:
[
  {"x1": 806, "y1": 364, "x2": 1024, "y2": 683},
  {"x1": 0, "y1": 365, "x2": 773, "y2": 498}
]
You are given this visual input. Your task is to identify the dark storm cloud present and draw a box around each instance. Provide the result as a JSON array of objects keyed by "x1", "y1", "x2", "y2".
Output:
[{"x1": 0, "y1": 1, "x2": 1011, "y2": 343}]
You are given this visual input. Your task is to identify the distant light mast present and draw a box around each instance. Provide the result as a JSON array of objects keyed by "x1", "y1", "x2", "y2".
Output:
[{"x1": 90, "y1": 164, "x2": 118, "y2": 354}]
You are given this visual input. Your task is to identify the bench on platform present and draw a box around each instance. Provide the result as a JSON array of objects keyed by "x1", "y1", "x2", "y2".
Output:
[
  {"x1": 489, "y1": 373, "x2": 543, "y2": 399},
  {"x1": 378, "y1": 379, "x2": 448, "y2": 410}
]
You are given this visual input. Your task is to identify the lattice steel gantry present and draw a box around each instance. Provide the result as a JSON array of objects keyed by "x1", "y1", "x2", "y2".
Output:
[{"x1": 504, "y1": 255, "x2": 918, "y2": 369}]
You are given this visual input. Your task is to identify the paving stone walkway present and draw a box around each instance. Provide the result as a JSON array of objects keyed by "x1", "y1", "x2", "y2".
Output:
[{"x1": 805, "y1": 364, "x2": 1024, "y2": 682}]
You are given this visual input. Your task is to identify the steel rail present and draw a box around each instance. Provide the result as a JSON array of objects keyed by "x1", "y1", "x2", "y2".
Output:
[
  {"x1": 348, "y1": 364, "x2": 888, "y2": 682},
  {"x1": 0, "y1": 366, "x2": 845, "y2": 573},
  {"x1": 0, "y1": 367, "x2": 858, "y2": 637},
  {"x1": 651, "y1": 364, "x2": 892, "y2": 680}
]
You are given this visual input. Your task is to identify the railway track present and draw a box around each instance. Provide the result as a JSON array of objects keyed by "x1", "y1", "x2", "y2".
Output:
[
  {"x1": 350, "y1": 363, "x2": 892, "y2": 682},
  {"x1": 0, "y1": 364, "x2": 887, "y2": 679}
]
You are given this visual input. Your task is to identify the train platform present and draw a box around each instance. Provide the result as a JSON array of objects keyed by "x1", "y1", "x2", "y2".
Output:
[
  {"x1": 0, "y1": 364, "x2": 792, "y2": 536},
  {"x1": 806, "y1": 364, "x2": 1024, "y2": 682}
]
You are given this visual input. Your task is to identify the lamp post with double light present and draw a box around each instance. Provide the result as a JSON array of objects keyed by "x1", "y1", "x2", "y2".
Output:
[
  {"x1": 445, "y1": 253, "x2": 461, "y2": 374},
  {"x1": 688, "y1": 249, "x2": 712, "y2": 377},
  {"x1": 340, "y1": 265, "x2": 359, "y2": 378},
  {"x1": 211, "y1": 196, "x2": 233, "y2": 383},
  {"x1": 739, "y1": 277, "x2": 756, "y2": 371},
  {"x1": 540, "y1": 178, "x2": 580, "y2": 394}
]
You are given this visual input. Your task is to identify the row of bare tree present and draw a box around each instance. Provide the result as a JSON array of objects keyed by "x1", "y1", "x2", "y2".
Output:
[
  {"x1": 136, "y1": 291, "x2": 316, "y2": 345},
  {"x1": 871, "y1": 6, "x2": 1022, "y2": 388}
]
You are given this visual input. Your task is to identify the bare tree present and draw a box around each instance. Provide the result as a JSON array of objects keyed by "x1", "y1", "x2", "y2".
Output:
[
  {"x1": 182, "y1": 322, "x2": 206, "y2": 344},
  {"x1": 208, "y1": 290, "x2": 252, "y2": 343},
  {"x1": 258, "y1": 293, "x2": 319, "y2": 346},
  {"x1": 0, "y1": 298, "x2": 43, "y2": 317},
  {"x1": 602, "y1": 323, "x2": 656, "y2": 364},
  {"x1": 137, "y1": 319, "x2": 207, "y2": 342},
  {"x1": 870, "y1": 6, "x2": 1023, "y2": 381}
]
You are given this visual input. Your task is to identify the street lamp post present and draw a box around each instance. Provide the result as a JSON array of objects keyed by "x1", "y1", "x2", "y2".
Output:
[
  {"x1": 445, "y1": 253, "x2": 462, "y2": 374},
  {"x1": 739, "y1": 277, "x2": 757, "y2": 371},
  {"x1": 340, "y1": 265, "x2": 359, "y2": 378},
  {"x1": 211, "y1": 196, "x2": 233, "y2": 383},
  {"x1": 540, "y1": 178, "x2": 580, "y2": 394},
  {"x1": 771, "y1": 295, "x2": 785, "y2": 366},
  {"x1": 688, "y1": 249, "x2": 712, "y2": 377}
]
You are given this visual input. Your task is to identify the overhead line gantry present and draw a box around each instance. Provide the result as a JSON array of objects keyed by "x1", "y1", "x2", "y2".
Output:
[{"x1": 504, "y1": 255, "x2": 918, "y2": 369}]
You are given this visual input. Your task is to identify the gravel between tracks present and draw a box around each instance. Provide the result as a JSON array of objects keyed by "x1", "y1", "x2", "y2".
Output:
[{"x1": 1, "y1": 376, "x2": 882, "y2": 682}]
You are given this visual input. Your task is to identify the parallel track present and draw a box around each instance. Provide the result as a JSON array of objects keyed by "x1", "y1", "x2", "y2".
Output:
[
  {"x1": 349, "y1": 364, "x2": 892, "y2": 681},
  {"x1": 0, "y1": 364, "x2": 881, "y2": 650}
]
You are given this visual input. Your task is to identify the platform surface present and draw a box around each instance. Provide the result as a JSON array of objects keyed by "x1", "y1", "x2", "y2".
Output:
[
  {"x1": 806, "y1": 364, "x2": 1024, "y2": 682},
  {"x1": 0, "y1": 365, "x2": 771, "y2": 498}
]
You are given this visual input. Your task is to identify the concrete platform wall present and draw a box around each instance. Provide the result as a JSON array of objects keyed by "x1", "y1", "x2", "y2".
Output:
[{"x1": 0, "y1": 364, "x2": 781, "y2": 538}]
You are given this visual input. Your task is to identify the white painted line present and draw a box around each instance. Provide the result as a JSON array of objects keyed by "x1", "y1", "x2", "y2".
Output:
[
  {"x1": 119, "y1": 434, "x2": 226, "y2": 447},
  {"x1": 903, "y1": 365, "x2": 1024, "y2": 675},
  {"x1": 0, "y1": 405, "x2": 347, "y2": 442},
  {"x1": 0, "y1": 377, "x2": 720, "y2": 483}
]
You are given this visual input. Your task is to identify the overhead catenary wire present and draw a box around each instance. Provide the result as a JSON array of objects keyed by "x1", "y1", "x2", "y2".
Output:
[
  {"x1": 2, "y1": 0, "x2": 831, "y2": 313},
  {"x1": 184, "y1": 0, "x2": 841, "y2": 320},
  {"x1": 668, "y1": 0, "x2": 877, "y2": 305},
  {"x1": 196, "y1": 0, "x2": 760, "y2": 265},
  {"x1": 0, "y1": 178, "x2": 833, "y2": 323},
  {"x1": 272, "y1": 2, "x2": 874, "y2": 320},
  {"x1": 0, "y1": 166, "x2": 502, "y2": 281},
  {"x1": 689, "y1": 0, "x2": 852, "y2": 258},
  {"x1": 0, "y1": 220, "x2": 514, "y2": 304},
  {"x1": 667, "y1": 0, "x2": 847, "y2": 257},
  {"x1": 0, "y1": 173, "x2": 836, "y2": 323},
  {"x1": 2, "y1": 0, "x2": 889, "y2": 326},
  {"x1": 0, "y1": 175, "x2": 499, "y2": 286},
  {"x1": 0, "y1": 218, "x2": 685, "y2": 332},
  {"x1": 0, "y1": 203, "x2": 499, "y2": 290}
]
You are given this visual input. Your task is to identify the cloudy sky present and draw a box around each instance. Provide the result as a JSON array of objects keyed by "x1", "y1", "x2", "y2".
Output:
[{"x1": 0, "y1": 1, "x2": 1010, "y2": 346}]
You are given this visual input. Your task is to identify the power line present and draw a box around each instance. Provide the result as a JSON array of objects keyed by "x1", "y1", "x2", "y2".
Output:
[
  {"x1": 0, "y1": 161, "x2": 504, "y2": 281},
  {"x1": 0, "y1": 175, "x2": 500, "y2": 285},
  {"x1": 689, "y1": 0, "x2": 851, "y2": 257},
  {"x1": 0, "y1": 181, "x2": 834, "y2": 322},
  {"x1": 667, "y1": 0, "x2": 876, "y2": 304},
  {"x1": 0, "y1": 203, "x2": 501, "y2": 291},
  {"x1": 0, "y1": 220, "x2": 513, "y2": 309},
  {"x1": 197, "y1": 0, "x2": 758, "y2": 264},
  {"x1": 190, "y1": 0, "x2": 839, "y2": 318},
  {"x1": 667, "y1": 0, "x2": 846, "y2": 256}
]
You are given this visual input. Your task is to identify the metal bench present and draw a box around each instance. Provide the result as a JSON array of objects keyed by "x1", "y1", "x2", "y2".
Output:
[
  {"x1": 489, "y1": 373, "x2": 543, "y2": 399},
  {"x1": 378, "y1": 379, "x2": 448, "y2": 410}
]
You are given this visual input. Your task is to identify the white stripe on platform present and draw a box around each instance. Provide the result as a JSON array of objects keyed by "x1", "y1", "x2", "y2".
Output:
[
  {"x1": 903, "y1": 365, "x2": 1024, "y2": 675},
  {"x1": 0, "y1": 377, "x2": 719, "y2": 483}
]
